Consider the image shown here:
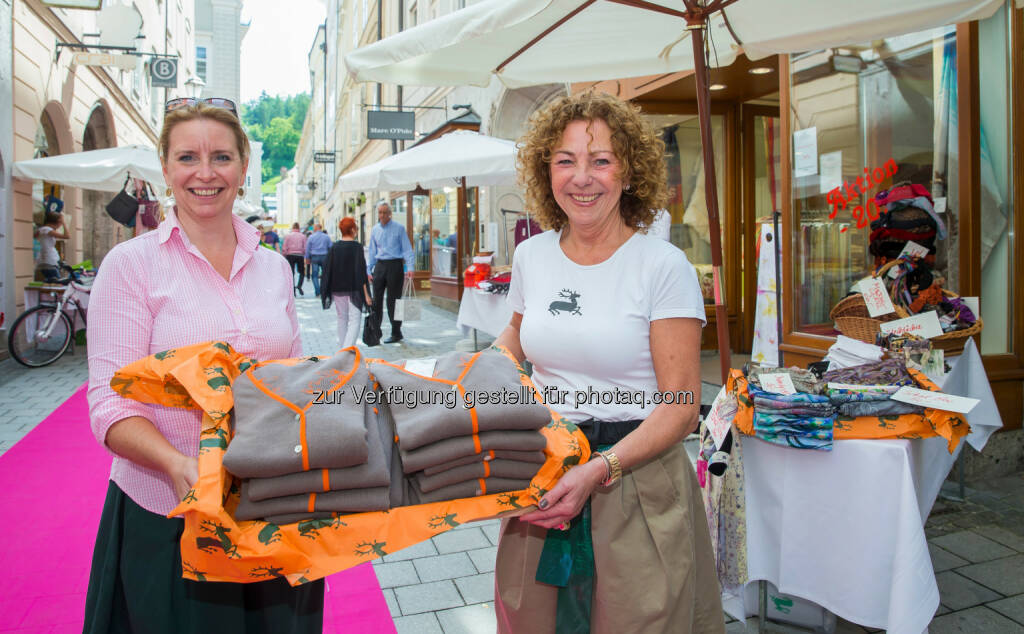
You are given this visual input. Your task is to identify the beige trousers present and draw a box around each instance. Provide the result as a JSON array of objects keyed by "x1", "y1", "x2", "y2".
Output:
[{"x1": 494, "y1": 443, "x2": 725, "y2": 634}]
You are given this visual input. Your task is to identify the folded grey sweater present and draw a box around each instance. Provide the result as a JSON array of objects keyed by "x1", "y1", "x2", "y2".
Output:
[
  {"x1": 414, "y1": 459, "x2": 541, "y2": 493},
  {"x1": 369, "y1": 349, "x2": 552, "y2": 451},
  {"x1": 223, "y1": 351, "x2": 370, "y2": 479},
  {"x1": 421, "y1": 449, "x2": 546, "y2": 476},
  {"x1": 244, "y1": 379, "x2": 392, "y2": 501},
  {"x1": 235, "y1": 481, "x2": 390, "y2": 521},
  {"x1": 399, "y1": 429, "x2": 548, "y2": 474}
]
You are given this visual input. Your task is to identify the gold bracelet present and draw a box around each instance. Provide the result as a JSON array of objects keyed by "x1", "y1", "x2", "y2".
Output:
[
  {"x1": 600, "y1": 451, "x2": 622, "y2": 487},
  {"x1": 591, "y1": 452, "x2": 612, "y2": 482}
]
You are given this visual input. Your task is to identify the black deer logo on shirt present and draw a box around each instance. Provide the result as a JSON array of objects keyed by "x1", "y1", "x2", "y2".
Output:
[{"x1": 548, "y1": 289, "x2": 582, "y2": 316}]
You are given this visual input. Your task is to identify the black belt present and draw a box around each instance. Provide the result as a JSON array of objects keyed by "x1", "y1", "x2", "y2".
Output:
[{"x1": 577, "y1": 419, "x2": 643, "y2": 447}]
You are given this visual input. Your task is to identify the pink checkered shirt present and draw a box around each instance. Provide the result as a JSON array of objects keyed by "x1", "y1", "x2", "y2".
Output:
[{"x1": 87, "y1": 210, "x2": 302, "y2": 515}]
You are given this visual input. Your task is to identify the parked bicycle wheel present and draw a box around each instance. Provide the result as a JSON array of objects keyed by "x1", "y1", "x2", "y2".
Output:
[{"x1": 7, "y1": 305, "x2": 73, "y2": 367}]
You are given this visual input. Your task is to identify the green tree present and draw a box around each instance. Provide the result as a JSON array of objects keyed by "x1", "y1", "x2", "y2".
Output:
[{"x1": 240, "y1": 93, "x2": 311, "y2": 181}]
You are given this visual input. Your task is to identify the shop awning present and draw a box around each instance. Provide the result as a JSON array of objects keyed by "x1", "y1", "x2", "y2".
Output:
[
  {"x1": 345, "y1": 0, "x2": 1004, "y2": 88},
  {"x1": 337, "y1": 130, "x2": 517, "y2": 192},
  {"x1": 12, "y1": 145, "x2": 166, "y2": 193}
]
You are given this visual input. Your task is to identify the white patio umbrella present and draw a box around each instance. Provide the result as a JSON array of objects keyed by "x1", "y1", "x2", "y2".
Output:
[
  {"x1": 13, "y1": 145, "x2": 166, "y2": 192},
  {"x1": 337, "y1": 130, "x2": 518, "y2": 192},
  {"x1": 344, "y1": 0, "x2": 1005, "y2": 381}
]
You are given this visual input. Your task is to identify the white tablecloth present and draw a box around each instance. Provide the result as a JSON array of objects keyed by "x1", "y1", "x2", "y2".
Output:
[
  {"x1": 729, "y1": 339, "x2": 1002, "y2": 633},
  {"x1": 456, "y1": 289, "x2": 512, "y2": 338},
  {"x1": 23, "y1": 285, "x2": 89, "y2": 331}
]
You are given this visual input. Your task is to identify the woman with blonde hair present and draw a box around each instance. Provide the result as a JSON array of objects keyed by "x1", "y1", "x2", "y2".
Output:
[
  {"x1": 493, "y1": 91, "x2": 724, "y2": 633},
  {"x1": 321, "y1": 216, "x2": 372, "y2": 347},
  {"x1": 83, "y1": 98, "x2": 322, "y2": 633}
]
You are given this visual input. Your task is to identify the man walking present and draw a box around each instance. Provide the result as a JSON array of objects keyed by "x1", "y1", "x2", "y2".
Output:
[
  {"x1": 305, "y1": 222, "x2": 332, "y2": 297},
  {"x1": 368, "y1": 202, "x2": 414, "y2": 344},
  {"x1": 282, "y1": 222, "x2": 307, "y2": 295}
]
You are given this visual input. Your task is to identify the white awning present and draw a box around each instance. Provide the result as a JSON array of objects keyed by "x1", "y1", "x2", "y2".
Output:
[{"x1": 13, "y1": 145, "x2": 165, "y2": 193}]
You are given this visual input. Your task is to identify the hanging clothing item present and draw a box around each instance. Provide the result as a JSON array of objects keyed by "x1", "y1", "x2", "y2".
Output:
[
  {"x1": 514, "y1": 218, "x2": 542, "y2": 246},
  {"x1": 750, "y1": 224, "x2": 781, "y2": 367},
  {"x1": 223, "y1": 350, "x2": 371, "y2": 479}
]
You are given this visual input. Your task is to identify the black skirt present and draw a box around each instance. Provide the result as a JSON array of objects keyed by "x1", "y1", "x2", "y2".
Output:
[{"x1": 83, "y1": 481, "x2": 324, "y2": 634}]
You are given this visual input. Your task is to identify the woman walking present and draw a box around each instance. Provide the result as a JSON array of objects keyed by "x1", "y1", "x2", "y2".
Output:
[{"x1": 321, "y1": 217, "x2": 372, "y2": 348}]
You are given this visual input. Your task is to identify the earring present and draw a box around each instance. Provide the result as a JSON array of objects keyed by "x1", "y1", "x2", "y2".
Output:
[
  {"x1": 237, "y1": 187, "x2": 245, "y2": 198},
  {"x1": 165, "y1": 187, "x2": 172, "y2": 197},
  {"x1": 623, "y1": 184, "x2": 633, "y2": 193}
]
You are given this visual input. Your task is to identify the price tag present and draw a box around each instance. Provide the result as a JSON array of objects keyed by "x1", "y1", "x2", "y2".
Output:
[
  {"x1": 760, "y1": 373, "x2": 797, "y2": 395},
  {"x1": 857, "y1": 278, "x2": 896, "y2": 317},
  {"x1": 933, "y1": 197, "x2": 947, "y2": 214},
  {"x1": 891, "y1": 386, "x2": 979, "y2": 414},
  {"x1": 404, "y1": 358, "x2": 437, "y2": 377},
  {"x1": 899, "y1": 240, "x2": 930, "y2": 259},
  {"x1": 879, "y1": 311, "x2": 944, "y2": 339}
]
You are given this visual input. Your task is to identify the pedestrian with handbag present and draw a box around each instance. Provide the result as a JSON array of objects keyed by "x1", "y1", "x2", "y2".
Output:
[
  {"x1": 321, "y1": 217, "x2": 372, "y2": 348},
  {"x1": 367, "y1": 201, "x2": 414, "y2": 344}
]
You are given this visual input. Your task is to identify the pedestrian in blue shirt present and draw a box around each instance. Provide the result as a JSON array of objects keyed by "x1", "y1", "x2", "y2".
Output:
[
  {"x1": 304, "y1": 223, "x2": 332, "y2": 297},
  {"x1": 367, "y1": 202, "x2": 414, "y2": 344}
]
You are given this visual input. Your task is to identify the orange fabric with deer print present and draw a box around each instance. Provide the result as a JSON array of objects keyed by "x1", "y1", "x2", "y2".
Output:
[
  {"x1": 726, "y1": 367, "x2": 969, "y2": 452},
  {"x1": 111, "y1": 341, "x2": 589, "y2": 586}
]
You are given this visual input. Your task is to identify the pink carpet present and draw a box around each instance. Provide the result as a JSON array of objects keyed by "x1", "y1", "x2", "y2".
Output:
[{"x1": 0, "y1": 384, "x2": 395, "y2": 633}]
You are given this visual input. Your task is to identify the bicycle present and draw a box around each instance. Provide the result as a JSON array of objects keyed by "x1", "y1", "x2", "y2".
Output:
[{"x1": 7, "y1": 262, "x2": 93, "y2": 367}]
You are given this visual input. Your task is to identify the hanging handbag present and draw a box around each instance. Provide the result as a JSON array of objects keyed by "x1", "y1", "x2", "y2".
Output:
[
  {"x1": 105, "y1": 175, "x2": 139, "y2": 228},
  {"x1": 138, "y1": 182, "x2": 161, "y2": 229}
]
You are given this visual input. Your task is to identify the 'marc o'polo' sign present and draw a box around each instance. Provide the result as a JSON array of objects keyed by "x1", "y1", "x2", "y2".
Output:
[{"x1": 367, "y1": 111, "x2": 415, "y2": 140}]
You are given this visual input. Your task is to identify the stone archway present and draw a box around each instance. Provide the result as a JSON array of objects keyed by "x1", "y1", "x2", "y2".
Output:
[
  {"x1": 81, "y1": 101, "x2": 120, "y2": 266},
  {"x1": 22, "y1": 103, "x2": 74, "y2": 285}
]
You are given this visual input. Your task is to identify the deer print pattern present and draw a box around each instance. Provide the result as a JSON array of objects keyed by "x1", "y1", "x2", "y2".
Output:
[{"x1": 548, "y1": 289, "x2": 582, "y2": 316}]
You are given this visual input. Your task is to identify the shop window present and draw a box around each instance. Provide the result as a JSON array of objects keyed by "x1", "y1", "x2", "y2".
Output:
[
  {"x1": 788, "y1": 27, "x2": 958, "y2": 335},
  {"x1": 431, "y1": 187, "x2": 459, "y2": 278},
  {"x1": 977, "y1": 5, "x2": 1014, "y2": 354},
  {"x1": 655, "y1": 114, "x2": 726, "y2": 304}
]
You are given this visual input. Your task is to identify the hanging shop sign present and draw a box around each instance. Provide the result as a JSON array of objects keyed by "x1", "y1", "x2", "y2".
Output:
[
  {"x1": 72, "y1": 52, "x2": 137, "y2": 70},
  {"x1": 367, "y1": 111, "x2": 415, "y2": 140},
  {"x1": 150, "y1": 58, "x2": 178, "y2": 88},
  {"x1": 313, "y1": 152, "x2": 336, "y2": 164}
]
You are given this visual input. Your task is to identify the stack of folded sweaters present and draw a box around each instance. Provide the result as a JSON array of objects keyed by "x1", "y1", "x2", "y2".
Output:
[
  {"x1": 223, "y1": 350, "x2": 403, "y2": 524},
  {"x1": 221, "y1": 348, "x2": 552, "y2": 524},
  {"x1": 370, "y1": 350, "x2": 551, "y2": 504}
]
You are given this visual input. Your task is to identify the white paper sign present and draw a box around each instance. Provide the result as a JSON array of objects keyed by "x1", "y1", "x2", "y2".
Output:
[
  {"x1": 793, "y1": 127, "x2": 818, "y2": 178},
  {"x1": 705, "y1": 386, "x2": 735, "y2": 450},
  {"x1": 404, "y1": 358, "x2": 437, "y2": 377},
  {"x1": 819, "y1": 150, "x2": 843, "y2": 194},
  {"x1": 962, "y1": 296, "x2": 980, "y2": 319},
  {"x1": 891, "y1": 386, "x2": 979, "y2": 414},
  {"x1": 878, "y1": 311, "x2": 945, "y2": 339},
  {"x1": 827, "y1": 382, "x2": 896, "y2": 393},
  {"x1": 899, "y1": 240, "x2": 930, "y2": 259},
  {"x1": 857, "y1": 278, "x2": 896, "y2": 317},
  {"x1": 933, "y1": 197, "x2": 947, "y2": 214},
  {"x1": 760, "y1": 373, "x2": 797, "y2": 395}
]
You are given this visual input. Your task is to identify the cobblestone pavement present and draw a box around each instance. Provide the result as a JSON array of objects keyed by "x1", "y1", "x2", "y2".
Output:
[{"x1": 0, "y1": 277, "x2": 1021, "y2": 632}]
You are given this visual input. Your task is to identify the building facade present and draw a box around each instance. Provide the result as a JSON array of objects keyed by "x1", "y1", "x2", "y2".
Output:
[
  {"x1": 194, "y1": 0, "x2": 247, "y2": 104},
  {"x1": 8, "y1": 0, "x2": 198, "y2": 322}
]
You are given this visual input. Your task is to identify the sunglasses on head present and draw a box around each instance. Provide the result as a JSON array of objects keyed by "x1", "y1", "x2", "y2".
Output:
[{"x1": 165, "y1": 97, "x2": 238, "y2": 117}]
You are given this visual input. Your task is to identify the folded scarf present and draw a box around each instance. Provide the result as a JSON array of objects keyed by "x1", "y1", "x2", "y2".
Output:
[
  {"x1": 838, "y1": 400, "x2": 925, "y2": 417},
  {"x1": 746, "y1": 365, "x2": 822, "y2": 395},
  {"x1": 822, "y1": 358, "x2": 915, "y2": 387},
  {"x1": 747, "y1": 383, "x2": 831, "y2": 404}
]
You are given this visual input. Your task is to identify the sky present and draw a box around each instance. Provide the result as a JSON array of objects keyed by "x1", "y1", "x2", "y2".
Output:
[{"x1": 240, "y1": 0, "x2": 327, "y2": 103}]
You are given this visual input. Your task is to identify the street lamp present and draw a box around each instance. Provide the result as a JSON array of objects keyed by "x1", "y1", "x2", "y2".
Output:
[{"x1": 184, "y1": 76, "x2": 206, "y2": 98}]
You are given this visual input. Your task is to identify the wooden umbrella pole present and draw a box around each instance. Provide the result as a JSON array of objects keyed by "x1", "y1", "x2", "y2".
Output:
[{"x1": 688, "y1": 15, "x2": 732, "y2": 383}]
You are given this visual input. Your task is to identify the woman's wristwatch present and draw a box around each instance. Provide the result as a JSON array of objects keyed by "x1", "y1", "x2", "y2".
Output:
[{"x1": 592, "y1": 451, "x2": 622, "y2": 487}]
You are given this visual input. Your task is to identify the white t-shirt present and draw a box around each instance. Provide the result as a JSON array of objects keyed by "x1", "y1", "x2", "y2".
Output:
[
  {"x1": 36, "y1": 226, "x2": 59, "y2": 266},
  {"x1": 508, "y1": 229, "x2": 706, "y2": 422}
]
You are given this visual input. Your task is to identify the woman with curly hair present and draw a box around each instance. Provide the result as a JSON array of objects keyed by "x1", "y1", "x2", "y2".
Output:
[{"x1": 493, "y1": 92, "x2": 724, "y2": 633}]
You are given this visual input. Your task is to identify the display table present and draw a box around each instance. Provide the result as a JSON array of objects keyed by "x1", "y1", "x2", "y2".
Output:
[
  {"x1": 456, "y1": 288, "x2": 512, "y2": 339},
  {"x1": 725, "y1": 339, "x2": 1001, "y2": 633}
]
